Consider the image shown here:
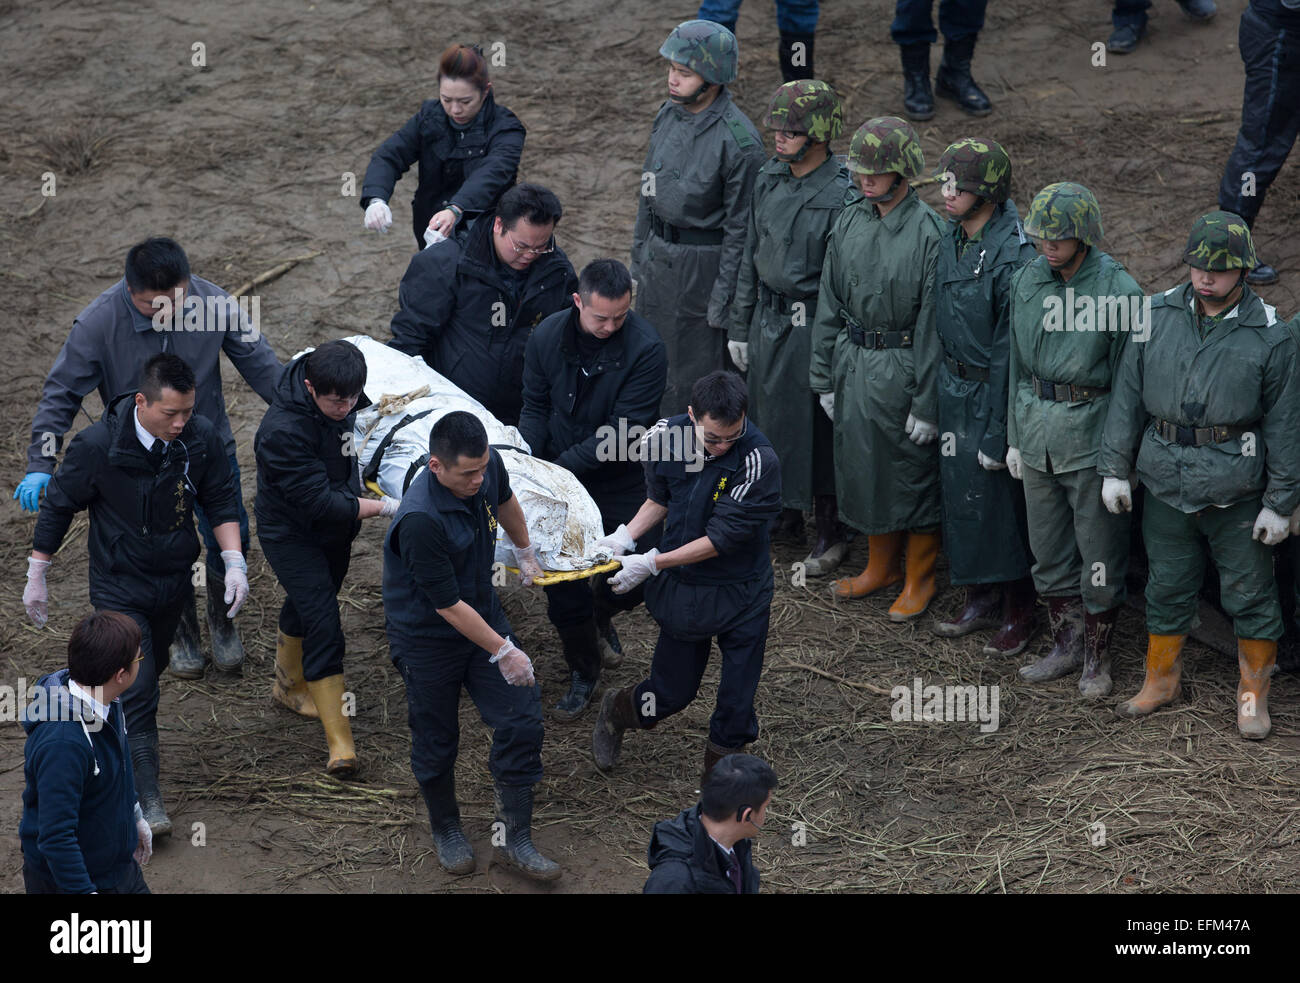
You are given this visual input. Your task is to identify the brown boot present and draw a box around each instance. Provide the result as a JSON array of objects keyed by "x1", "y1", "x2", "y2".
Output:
[
  {"x1": 1019, "y1": 597, "x2": 1084, "y2": 682},
  {"x1": 1116, "y1": 634, "x2": 1186, "y2": 718},
  {"x1": 271, "y1": 631, "x2": 318, "y2": 718},
  {"x1": 701, "y1": 739, "x2": 742, "y2": 787},
  {"x1": 985, "y1": 577, "x2": 1037, "y2": 656},
  {"x1": 592, "y1": 686, "x2": 642, "y2": 772},
  {"x1": 1079, "y1": 607, "x2": 1119, "y2": 698},
  {"x1": 831, "y1": 532, "x2": 904, "y2": 599},
  {"x1": 888, "y1": 531, "x2": 941, "y2": 622},
  {"x1": 1237, "y1": 638, "x2": 1276, "y2": 740},
  {"x1": 305, "y1": 674, "x2": 358, "y2": 777},
  {"x1": 934, "y1": 584, "x2": 1000, "y2": 638}
]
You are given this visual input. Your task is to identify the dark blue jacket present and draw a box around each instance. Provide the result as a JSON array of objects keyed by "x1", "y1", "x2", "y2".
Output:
[
  {"x1": 643, "y1": 804, "x2": 760, "y2": 894},
  {"x1": 19, "y1": 670, "x2": 137, "y2": 894}
]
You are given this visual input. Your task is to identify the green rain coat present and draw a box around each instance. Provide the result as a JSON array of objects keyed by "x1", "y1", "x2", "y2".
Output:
[
  {"x1": 730, "y1": 153, "x2": 852, "y2": 510},
  {"x1": 809, "y1": 187, "x2": 945, "y2": 534}
]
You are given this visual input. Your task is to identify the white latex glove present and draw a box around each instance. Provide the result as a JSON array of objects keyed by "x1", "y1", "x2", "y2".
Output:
[
  {"x1": 379, "y1": 495, "x2": 400, "y2": 517},
  {"x1": 422, "y1": 227, "x2": 447, "y2": 249},
  {"x1": 727, "y1": 340, "x2": 749, "y2": 372},
  {"x1": 24, "y1": 556, "x2": 50, "y2": 627},
  {"x1": 905, "y1": 413, "x2": 938, "y2": 446},
  {"x1": 1006, "y1": 447, "x2": 1023, "y2": 481},
  {"x1": 514, "y1": 544, "x2": 544, "y2": 586},
  {"x1": 1253, "y1": 507, "x2": 1289, "y2": 546},
  {"x1": 1290, "y1": 507, "x2": 1300, "y2": 537},
  {"x1": 609, "y1": 549, "x2": 660, "y2": 594},
  {"x1": 491, "y1": 637, "x2": 535, "y2": 686},
  {"x1": 978, "y1": 450, "x2": 1006, "y2": 472},
  {"x1": 364, "y1": 199, "x2": 392, "y2": 232},
  {"x1": 221, "y1": 550, "x2": 249, "y2": 617},
  {"x1": 594, "y1": 523, "x2": 636, "y2": 558},
  {"x1": 134, "y1": 809, "x2": 153, "y2": 866},
  {"x1": 1101, "y1": 477, "x2": 1133, "y2": 514},
  {"x1": 819, "y1": 392, "x2": 835, "y2": 421}
]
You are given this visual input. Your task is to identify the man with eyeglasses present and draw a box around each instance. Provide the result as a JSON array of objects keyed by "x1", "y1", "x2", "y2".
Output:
[
  {"x1": 389, "y1": 182, "x2": 578, "y2": 426},
  {"x1": 592, "y1": 371, "x2": 782, "y2": 783},
  {"x1": 23, "y1": 353, "x2": 247, "y2": 839}
]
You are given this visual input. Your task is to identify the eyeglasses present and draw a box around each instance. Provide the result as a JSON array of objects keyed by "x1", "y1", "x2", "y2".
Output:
[
  {"x1": 694, "y1": 416, "x2": 747, "y2": 447},
  {"x1": 507, "y1": 233, "x2": 555, "y2": 257}
]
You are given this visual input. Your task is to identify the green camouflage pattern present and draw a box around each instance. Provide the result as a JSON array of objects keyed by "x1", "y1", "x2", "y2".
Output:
[
  {"x1": 935, "y1": 137, "x2": 1012, "y2": 204},
  {"x1": 1022, "y1": 182, "x2": 1103, "y2": 245},
  {"x1": 846, "y1": 116, "x2": 924, "y2": 179},
  {"x1": 659, "y1": 20, "x2": 739, "y2": 85},
  {"x1": 762, "y1": 79, "x2": 844, "y2": 142},
  {"x1": 1183, "y1": 209, "x2": 1258, "y2": 271}
]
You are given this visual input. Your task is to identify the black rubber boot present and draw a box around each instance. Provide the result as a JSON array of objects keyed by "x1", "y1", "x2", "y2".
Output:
[
  {"x1": 1020, "y1": 597, "x2": 1085, "y2": 682},
  {"x1": 205, "y1": 581, "x2": 245, "y2": 672},
  {"x1": 778, "y1": 31, "x2": 815, "y2": 81},
  {"x1": 168, "y1": 591, "x2": 205, "y2": 679},
  {"x1": 1080, "y1": 607, "x2": 1119, "y2": 699},
  {"x1": 418, "y1": 772, "x2": 475, "y2": 875},
  {"x1": 128, "y1": 730, "x2": 172, "y2": 838},
  {"x1": 592, "y1": 686, "x2": 641, "y2": 772},
  {"x1": 936, "y1": 36, "x2": 992, "y2": 116},
  {"x1": 1247, "y1": 263, "x2": 1279, "y2": 286},
  {"x1": 492, "y1": 784, "x2": 561, "y2": 882},
  {"x1": 899, "y1": 43, "x2": 934, "y2": 121}
]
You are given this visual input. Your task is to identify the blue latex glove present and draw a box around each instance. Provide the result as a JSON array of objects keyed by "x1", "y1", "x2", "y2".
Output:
[{"x1": 14, "y1": 472, "x2": 51, "y2": 512}]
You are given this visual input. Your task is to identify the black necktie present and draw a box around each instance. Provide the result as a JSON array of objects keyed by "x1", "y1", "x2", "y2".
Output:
[{"x1": 724, "y1": 851, "x2": 742, "y2": 894}]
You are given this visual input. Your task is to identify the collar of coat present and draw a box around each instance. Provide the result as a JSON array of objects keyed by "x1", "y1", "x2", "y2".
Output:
[
  {"x1": 1020, "y1": 243, "x2": 1105, "y2": 286},
  {"x1": 661, "y1": 86, "x2": 735, "y2": 128},
  {"x1": 947, "y1": 199, "x2": 1028, "y2": 261},
  {"x1": 846, "y1": 185, "x2": 923, "y2": 232},
  {"x1": 758, "y1": 152, "x2": 847, "y2": 202},
  {"x1": 458, "y1": 210, "x2": 566, "y2": 294},
  {"x1": 103, "y1": 391, "x2": 193, "y2": 472},
  {"x1": 1155, "y1": 280, "x2": 1278, "y2": 329},
  {"x1": 559, "y1": 304, "x2": 627, "y2": 368}
]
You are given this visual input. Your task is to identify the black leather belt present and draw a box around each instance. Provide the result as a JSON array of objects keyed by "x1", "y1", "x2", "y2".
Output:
[
  {"x1": 1154, "y1": 418, "x2": 1252, "y2": 446},
  {"x1": 850, "y1": 327, "x2": 912, "y2": 349},
  {"x1": 648, "y1": 211, "x2": 724, "y2": 246},
  {"x1": 1031, "y1": 374, "x2": 1109, "y2": 402},
  {"x1": 944, "y1": 354, "x2": 989, "y2": 381},
  {"x1": 758, "y1": 281, "x2": 798, "y2": 315}
]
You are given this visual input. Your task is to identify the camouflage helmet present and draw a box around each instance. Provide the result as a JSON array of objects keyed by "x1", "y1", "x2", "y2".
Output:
[
  {"x1": 936, "y1": 137, "x2": 1012, "y2": 204},
  {"x1": 763, "y1": 80, "x2": 844, "y2": 143},
  {"x1": 1023, "y1": 182, "x2": 1103, "y2": 245},
  {"x1": 659, "y1": 20, "x2": 739, "y2": 85},
  {"x1": 846, "y1": 116, "x2": 924, "y2": 179},
  {"x1": 1183, "y1": 210, "x2": 1257, "y2": 272}
]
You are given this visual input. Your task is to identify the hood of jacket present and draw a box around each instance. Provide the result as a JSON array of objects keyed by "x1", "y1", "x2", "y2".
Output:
[
  {"x1": 275, "y1": 351, "x2": 372, "y2": 426},
  {"x1": 20, "y1": 668, "x2": 99, "y2": 735}
]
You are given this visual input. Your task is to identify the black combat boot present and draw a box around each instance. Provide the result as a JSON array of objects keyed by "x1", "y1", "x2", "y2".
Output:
[
  {"x1": 936, "y1": 36, "x2": 992, "y2": 116},
  {"x1": 128, "y1": 730, "x2": 172, "y2": 838},
  {"x1": 492, "y1": 784, "x2": 561, "y2": 882},
  {"x1": 899, "y1": 43, "x2": 934, "y2": 121},
  {"x1": 418, "y1": 772, "x2": 475, "y2": 875},
  {"x1": 552, "y1": 621, "x2": 601, "y2": 721}
]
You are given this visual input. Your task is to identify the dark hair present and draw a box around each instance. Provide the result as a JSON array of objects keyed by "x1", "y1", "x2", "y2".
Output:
[
  {"x1": 139, "y1": 353, "x2": 196, "y2": 404},
  {"x1": 305, "y1": 340, "x2": 367, "y2": 398},
  {"x1": 497, "y1": 183, "x2": 563, "y2": 231},
  {"x1": 438, "y1": 43, "x2": 489, "y2": 90},
  {"x1": 125, "y1": 237, "x2": 190, "y2": 293},
  {"x1": 429, "y1": 411, "x2": 488, "y2": 464},
  {"x1": 701, "y1": 754, "x2": 779, "y2": 822},
  {"x1": 68, "y1": 610, "x2": 142, "y2": 687},
  {"x1": 689, "y1": 370, "x2": 748, "y2": 426},
  {"x1": 578, "y1": 259, "x2": 633, "y2": 302}
]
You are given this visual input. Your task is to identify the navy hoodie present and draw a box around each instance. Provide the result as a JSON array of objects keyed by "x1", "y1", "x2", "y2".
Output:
[{"x1": 19, "y1": 669, "x2": 137, "y2": 893}]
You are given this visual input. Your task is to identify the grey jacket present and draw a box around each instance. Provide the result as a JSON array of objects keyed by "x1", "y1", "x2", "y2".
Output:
[{"x1": 27, "y1": 276, "x2": 281, "y2": 473}]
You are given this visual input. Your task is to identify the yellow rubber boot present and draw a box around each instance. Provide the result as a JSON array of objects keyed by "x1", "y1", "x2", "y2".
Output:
[
  {"x1": 888, "y1": 531, "x2": 941, "y2": 622},
  {"x1": 831, "y1": 532, "x2": 904, "y2": 599},
  {"x1": 305, "y1": 674, "x2": 358, "y2": 777},
  {"x1": 1116, "y1": 634, "x2": 1185, "y2": 718},
  {"x1": 1237, "y1": 638, "x2": 1276, "y2": 740},
  {"x1": 272, "y1": 632, "x2": 318, "y2": 718}
]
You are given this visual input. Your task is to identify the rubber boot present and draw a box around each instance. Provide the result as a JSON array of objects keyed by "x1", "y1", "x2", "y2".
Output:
[
  {"x1": 778, "y1": 31, "x2": 815, "y2": 82},
  {"x1": 934, "y1": 584, "x2": 1000, "y2": 638},
  {"x1": 492, "y1": 784, "x2": 562, "y2": 882},
  {"x1": 899, "y1": 42, "x2": 934, "y2": 121},
  {"x1": 1116, "y1": 634, "x2": 1186, "y2": 717},
  {"x1": 1079, "y1": 607, "x2": 1119, "y2": 699},
  {"x1": 936, "y1": 35, "x2": 992, "y2": 116},
  {"x1": 418, "y1": 772, "x2": 475, "y2": 874},
  {"x1": 552, "y1": 621, "x2": 601, "y2": 721},
  {"x1": 832, "y1": 532, "x2": 904, "y2": 600},
  {"x1": 701, "y1": 739, "x2": 741, "y2": 787},
  {"x1": 888, "y1": 531, "x2": 941, "y2": 622},
  {"x1": 985, "y1": 577, "x2": 1038, "y2": 655},
  {"x1": 802, "y1": 494, "x2": 847, "y2": 577},
  {"x1": 167, "y1": 591, "x2": 205, "y2": 679},
  {"x1": 128, "y1": 730, "x2": 172, "y2": 839},
  {"x1": 271, "y1": 631, "x2": 318, "y2": 718},
  {"x1": 773, "y1": 507, "x2": 805, "y2": 543},
  {"x1": 1019, "y1": 597, "x2": 1084, "y2": 681},
  {"x1": 205, "y1": 582, "x2": 245, "y2": 672},
  {"x1": 592, "y1": 685, "x2": 641, "y2": 772},
  {"x1": 592, "y1": 585, "x2": 624, "y2": 668},
  {"x1": 1237, "y1": 638, "x2": 1276, "y2": 740},
  {"x1": 305, "y1": 674, "x2": 358, "y2": 777}
]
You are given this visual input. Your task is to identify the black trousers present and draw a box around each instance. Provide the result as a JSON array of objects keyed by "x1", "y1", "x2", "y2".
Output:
[
  {"x1": 891, "y1": 0, "x2": 986, "y2": 45},
  {"x1": 24, "y1": 860, "x2": 150, "y2": 894},
  {"x1": 259, "y1": 532, "x2": 354, "y2": 681},
  {"x1": 1218, "y1": 5, "x2": 1300, "y2": 225},
  {"x1": 114, "y1": 598, "x2": 186, "y2": 736}
]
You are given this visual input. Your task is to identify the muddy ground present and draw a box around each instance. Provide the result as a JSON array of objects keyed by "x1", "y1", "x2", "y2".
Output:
[{"x1": 2, "y1": 0, "x2": 1298, "y2": 894}]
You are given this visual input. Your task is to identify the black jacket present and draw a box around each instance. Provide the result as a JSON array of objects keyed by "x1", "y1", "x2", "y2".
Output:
[
  {"x1": 388, "y1": 213, "x2": 578, "y2": 425},
  {"x1": 519, "y1": 304, "x2": 667, "y2": 509},
  {"x1": 361, "y1": 91, "x2": 526, "y2": 247},
  {"x1": 643, "y1": 804, "x2": 760, "y2": 894},
  {"x1": 253, "y1": 354, "x2": 371, "y2": 543},
  {"x1": 33, "y1": 392, "x2": 238, "y2": 609}
]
